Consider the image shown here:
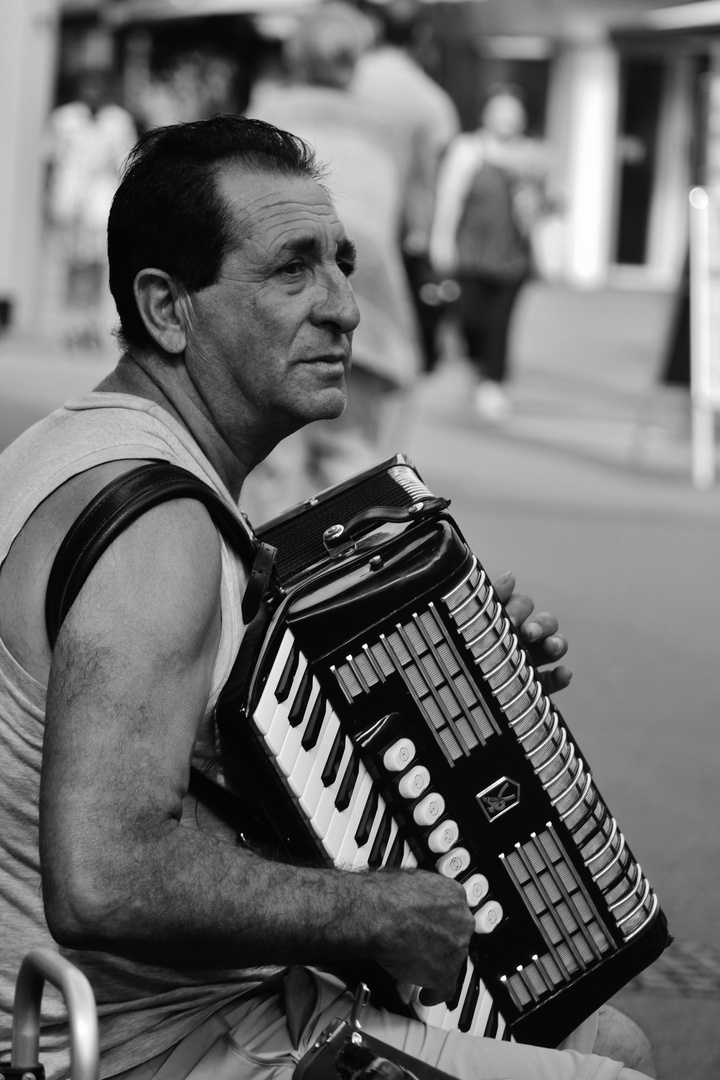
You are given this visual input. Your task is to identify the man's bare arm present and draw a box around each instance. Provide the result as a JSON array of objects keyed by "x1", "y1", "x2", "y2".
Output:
[{"x1": 39, "y1": 496, "x2": 474, "y2": 1003}]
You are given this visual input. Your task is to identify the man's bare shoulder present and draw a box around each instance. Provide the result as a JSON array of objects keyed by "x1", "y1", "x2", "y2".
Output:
[
  {"x1": 0, "y1": 459, "x2": 222, "y2": 683},
  {"x1": 52, "y1": 472, "x2": 223, "y2": 664}
]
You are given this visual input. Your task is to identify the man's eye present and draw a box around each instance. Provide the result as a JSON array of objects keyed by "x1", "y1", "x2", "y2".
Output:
[
  {"x1": 280, "y1": 260, "x2": 306, "y2": 278},
  {"x1": 337, "y1": 259, "x2": 355, "y2": 278}
]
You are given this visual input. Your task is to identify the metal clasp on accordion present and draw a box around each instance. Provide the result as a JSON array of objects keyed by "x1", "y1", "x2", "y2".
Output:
[{"x1": 322, "y1": 498, "x2": 451, "y2": 558}]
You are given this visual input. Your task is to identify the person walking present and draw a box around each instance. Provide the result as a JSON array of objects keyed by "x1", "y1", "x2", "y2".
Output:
[
  {"x1": 42, "y1": 70, "x2": 136, "y2": 350},
  {"x1": 430, "y1": 84, "x2": 553, "y2": 422},
  {"x1": 353, "y1": 0, "x2": 461, "y2": 371}
]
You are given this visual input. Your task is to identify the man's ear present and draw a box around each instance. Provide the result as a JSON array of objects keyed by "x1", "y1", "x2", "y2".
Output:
[{"x1": 133, "y1": 269, "x2": 188, "y2": 354}]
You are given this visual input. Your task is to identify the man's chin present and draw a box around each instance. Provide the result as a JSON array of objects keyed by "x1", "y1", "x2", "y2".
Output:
[{"x1": 306, "y1": 387, "x2": 347, "y2": 422}]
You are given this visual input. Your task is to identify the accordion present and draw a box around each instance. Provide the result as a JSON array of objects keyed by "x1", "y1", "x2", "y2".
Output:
[{"x1": 218, "y1": 455, "x2": 670, "y2": 1048}]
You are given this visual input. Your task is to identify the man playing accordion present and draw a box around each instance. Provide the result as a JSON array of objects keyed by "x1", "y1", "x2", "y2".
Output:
[{"x1": 0, "y1": 115, "x2": 655, "y2": 1080}]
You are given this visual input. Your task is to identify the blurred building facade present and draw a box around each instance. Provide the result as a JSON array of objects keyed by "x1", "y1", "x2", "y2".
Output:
[{"x1": 3, "y1": 0, "x2": 720, "y2": 330}]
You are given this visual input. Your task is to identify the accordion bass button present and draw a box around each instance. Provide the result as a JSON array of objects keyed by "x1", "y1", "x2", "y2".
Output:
[
  {"x1": 383, "y1": 739, "x2": 416, "y2": 772},
  {"x1": 413, "y1": 792, "x2": 446, "y2": 826},
  {"x1": 398, "y1": 765, "x2": 430, "y2": 799},
  {"x1": 463, "y1": 873, "x2": 490, "y2": 907},
  {"x1": 474, "y1": 901, "x2": 504, "y2": 933},
  {"x1": 436, "y1": 847, "x2": 471, "y2": 878},
  {"x1": 427, "y1": 819, "x2": 460, "y2": 852}
]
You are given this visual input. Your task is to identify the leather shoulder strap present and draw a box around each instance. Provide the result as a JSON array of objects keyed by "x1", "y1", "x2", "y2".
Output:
[{"x1": 45, "y1": 460, "x2": 277, "y2": 648}]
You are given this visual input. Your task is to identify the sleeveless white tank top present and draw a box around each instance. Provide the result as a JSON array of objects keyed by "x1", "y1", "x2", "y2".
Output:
[{"x1": 0, "y1": 393, "x2": 276, "y2": 1079}]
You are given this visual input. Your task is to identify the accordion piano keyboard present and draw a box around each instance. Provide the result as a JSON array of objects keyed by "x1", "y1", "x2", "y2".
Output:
[{"x1": 251, "y1": 630, "x2": 511, "y2": 1040}]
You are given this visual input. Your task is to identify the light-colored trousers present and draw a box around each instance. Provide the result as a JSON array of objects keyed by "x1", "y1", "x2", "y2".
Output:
[{"x1": 111, "y1": 967, "x2": 624, "y2": 1080}]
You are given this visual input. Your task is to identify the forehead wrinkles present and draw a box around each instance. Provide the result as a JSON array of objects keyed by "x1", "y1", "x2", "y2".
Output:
[
  {"x1": 218, "y1": 169, "x2": 340, "y2": 249},
  {"x1": 254, "y1": 198, "x2": 340, "y2": 247}
]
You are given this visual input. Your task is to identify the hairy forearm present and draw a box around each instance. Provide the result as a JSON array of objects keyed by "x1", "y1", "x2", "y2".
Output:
[
  {"x1": 53, "y1": 827, "x2": 374, "y2": 966},
  {"x1": 43, "y1": 814, "x2": 470, "y2": 992}
]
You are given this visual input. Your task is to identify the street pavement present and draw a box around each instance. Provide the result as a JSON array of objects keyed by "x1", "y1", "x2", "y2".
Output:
[{"x1": 1, "y1": 280, "x2": 719, "y2": 1078}]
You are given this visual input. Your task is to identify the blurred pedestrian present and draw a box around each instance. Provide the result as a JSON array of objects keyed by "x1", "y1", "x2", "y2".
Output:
[
  {"x1": 353, "y1": 0, "x2": 461, "y2": 371},
  {"x1": 43, "y1": 71, "x2": 136, "y2": 351},
  {"x1": 242, "y1": 1, "x2": 422, "y2": 523},
  {"x1": 430, "y1": 84, "x2": 554, "y2": 422}
]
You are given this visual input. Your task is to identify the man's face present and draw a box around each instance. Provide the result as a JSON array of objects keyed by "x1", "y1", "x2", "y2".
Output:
[{"x1": 183, "y1": 165, "x2": 360, "y2": 449}]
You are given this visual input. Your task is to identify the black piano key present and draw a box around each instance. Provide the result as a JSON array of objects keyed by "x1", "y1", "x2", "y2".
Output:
[
  {"x1": 301, "y1": 692, "x2": 326, "y2": 751},
  {"x1": 354, "y1": 787, "x2": 379, "y2": 848},
  {"x1": 335, "y1": 752, "x2": 360, "y2": 812},
  {"x1": 484, "y1": 998, "x2": 500, "y2": 1039},
  {"x1": 457, "y1": 965, "x2": 482, "y2": 1033},
  {"x1": 385, "y1": 827, "x2": 406, "y2": 868},
  {"x1": 321, "y1": 725, "x2": 346, "y2": 787},
  {"x1": 446, "y1": 958, "x2": 467, "y2": 1013},
  {"x1": 288, "y1": 667, "x2": 313, "y2": 727},
  {"x1": 368, "y1": 806, "x2": 393, "y2": 867},
  {"x1": 275, "y1": 642, "x2": 299, "y2": 703}
]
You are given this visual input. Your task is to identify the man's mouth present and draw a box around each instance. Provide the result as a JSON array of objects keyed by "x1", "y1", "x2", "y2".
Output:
[{"x1": 306, "y1": 353, "x2": 349, "y2": 367}]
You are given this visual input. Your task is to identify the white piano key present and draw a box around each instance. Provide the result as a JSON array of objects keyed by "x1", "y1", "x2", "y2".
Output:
[
  {"x1": 262, "y1": 667, "x2": 308, "y2": 756},
  {"x1": 351, "y1": 792, "x2": 388, "y2": 868},
  {"x1": 402, "y1": 846, "x2": 418, "y2": 868},
  {"x1": 287, "y1": 747, "x2": 324, "y2": 807},
  {"x1": 379, "y1": 817, "x2": 401, "y2": 867},
  {"x1": 310, "y1": 738, "x2": 354, "y2": 836},
  {"x1": 441, "y1": 962, "x2": 475, "y2": 1030},
  {"x1": 296, "y1": 711, "x2": 341, "y2": 818},
  {"x1": 274, "y1": 684, "x2": 321, "y2": 776},
  {"x1": 469, "y1": 977, "x2": 494, "y2": 1037},
  {"x1": 331, "y1": 770, "x2": 376, "y2": 864},
  {"x1": 494, "y1": 1015, "x2": 507, "y2": 1041},
  {"x1": 277, "y1": 687, "x2": 324, "y2": 791},
  {"x1": 252, "y1": 632, "x2": 297, "y2": 735},
  {"x1": 323, "y1": 762, "x2": 367, "y2": 861}
]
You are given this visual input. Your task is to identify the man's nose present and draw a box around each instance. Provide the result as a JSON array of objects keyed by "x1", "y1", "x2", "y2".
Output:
[{"x1": 314, "y1": 267, "x2": 361, "y2": 334}]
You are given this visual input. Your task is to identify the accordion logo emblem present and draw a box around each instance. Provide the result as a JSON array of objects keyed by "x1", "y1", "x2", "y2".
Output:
[{"x1": 477, "y1": 777, "x2": 521, "y2": 821}]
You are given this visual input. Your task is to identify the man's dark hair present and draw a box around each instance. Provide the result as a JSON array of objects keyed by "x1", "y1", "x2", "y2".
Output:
[{"x1": 108, "y1": 113, "x2": 322, "y2": 351}]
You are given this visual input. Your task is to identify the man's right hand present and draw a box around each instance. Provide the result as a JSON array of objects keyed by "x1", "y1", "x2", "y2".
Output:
[{"x1": 362, "y1": 867, "x2": 475, "y2": 1006}]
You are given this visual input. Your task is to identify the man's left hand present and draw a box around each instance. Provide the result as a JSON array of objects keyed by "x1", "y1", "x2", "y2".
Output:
[{"x1": 492, "y1": 570, "x2": 572, "y2": 696}]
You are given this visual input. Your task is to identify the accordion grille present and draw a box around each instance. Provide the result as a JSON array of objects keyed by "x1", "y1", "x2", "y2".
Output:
[{"x1": 334, "y1": 607, "x2": 499, "y2": 764}]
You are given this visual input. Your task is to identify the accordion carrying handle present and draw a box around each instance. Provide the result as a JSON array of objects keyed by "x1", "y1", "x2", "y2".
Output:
[{"x1": 322, "y1": 497, "x2": 450, "y2": 553}]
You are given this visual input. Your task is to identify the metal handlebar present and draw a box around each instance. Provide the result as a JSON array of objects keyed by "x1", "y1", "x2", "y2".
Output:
[{"x1": 11, "y1": 949, "x2": 98, "y2": 1080}]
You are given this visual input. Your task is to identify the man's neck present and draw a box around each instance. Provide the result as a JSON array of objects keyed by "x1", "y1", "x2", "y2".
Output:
[{"x1": 96, "y1": 352, "x2": 249, "y2": 500}]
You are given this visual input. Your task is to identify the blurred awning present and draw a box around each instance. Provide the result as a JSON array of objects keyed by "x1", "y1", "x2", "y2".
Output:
[
  {"x1": 640, "y1": 1, "x2": 720, "y2": 31},
  {"x1": 102, "y1": 0, "x2": 485, "y2": 22},
  {"x1": 103, "y1": 0, "x2": 323, "y2": 24},
  {"x1": 611, "y1": 0, "x2": 720, "y2": 52},
  {"x1": 613, "y1": 0, "x2": 720, "y2": 35}
]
